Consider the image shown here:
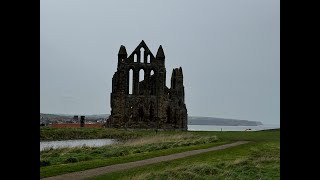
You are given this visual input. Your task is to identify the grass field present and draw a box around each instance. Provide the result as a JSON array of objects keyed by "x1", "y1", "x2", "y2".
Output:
[
  {"x1": 40, "y1": 127, "x2": 149, "y2": 141},
  {"x1": 40, "y1": 127, "x2": 280, "y2": 179}
]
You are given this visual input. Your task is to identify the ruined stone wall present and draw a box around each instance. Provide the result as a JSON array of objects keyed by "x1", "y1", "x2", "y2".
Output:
[{"x1": 107, "y1": 41, "x2": 187, "y2": 130}]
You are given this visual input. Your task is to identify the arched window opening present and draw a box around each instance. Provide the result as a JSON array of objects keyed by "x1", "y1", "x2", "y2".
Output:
[
  {"x1": 134, "y1": 54, "x2": 138, "y2": 63},
  {"x1": 140, "y1": 48, "x2": 145, "y2": 63},
  {"x1": 129, "y1": 69, "x2": 133, "y2": 94},
  {"x1": 139, "y1": 69, "x2": 145, "y2": 95},
  {"x1": 147, "y1": 55, "x2": 150, "y2": 63},
  {"x1": 139, "y1": 69, "x2": 145, "y2": 82},
  {"x1": 150, "y1": 70, "x2": 155, "y2": 76}
]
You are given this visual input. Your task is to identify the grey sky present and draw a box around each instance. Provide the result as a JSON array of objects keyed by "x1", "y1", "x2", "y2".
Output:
[{"x1": 40, "y1": 0, "x2": 280, "y2": 124}]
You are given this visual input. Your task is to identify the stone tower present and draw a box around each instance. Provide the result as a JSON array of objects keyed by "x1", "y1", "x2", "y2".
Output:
[{"x1": 107, "y1": 40, "x2": 187, "y2": 130}]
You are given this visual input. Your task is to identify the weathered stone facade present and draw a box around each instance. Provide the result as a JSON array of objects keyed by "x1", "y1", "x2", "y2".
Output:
[{"x1": 107, "y1": 40, "x2": 187, "y2": 130}]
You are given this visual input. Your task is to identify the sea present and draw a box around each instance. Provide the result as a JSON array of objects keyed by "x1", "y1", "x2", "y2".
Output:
[{"x1": 187, "y1": 124, "x2": 280, "y2": 131}]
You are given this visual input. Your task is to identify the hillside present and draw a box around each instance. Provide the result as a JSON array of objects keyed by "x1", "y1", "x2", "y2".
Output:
[
  {"x1": 40, "y1": 113, "x2": 262, "y2": 126},
  {"x1": 189, "y1": 116, "x2": 263, "y2": 126}
]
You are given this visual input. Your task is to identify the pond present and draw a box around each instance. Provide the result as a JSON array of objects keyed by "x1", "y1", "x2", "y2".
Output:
[{"x1": 40, "y1": 139, "x2": 116, "y2": 151}]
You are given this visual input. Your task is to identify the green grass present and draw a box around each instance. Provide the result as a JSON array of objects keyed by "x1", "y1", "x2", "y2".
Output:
[
  {"x1": 40, "y1": 141, "x2": 228, "y2": 178},
  {"x1": 41, "y1": 133, "x2": 219, "y2": 166},
  {"x1": 40, "y1": 131, "x2": 227, "y2": 178},
  {"x1": 40, "y1": 129, "x2": 280, "y2": 179},
  {"x1": 40, "y1": 127, "x2": 153, "y2": 141},
  {"x1": 87, "y1": 130, "x2": 280, "y2": 180}
]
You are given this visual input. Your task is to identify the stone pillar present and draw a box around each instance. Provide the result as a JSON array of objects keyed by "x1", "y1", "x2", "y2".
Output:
[{"x1": 80, "y1": 116, "x2": 85, "y2": 127}]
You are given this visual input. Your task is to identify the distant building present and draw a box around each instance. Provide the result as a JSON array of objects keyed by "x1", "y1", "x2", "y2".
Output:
[{"x1": 107, "y1": 41, "x2": 188, "y2": 130}]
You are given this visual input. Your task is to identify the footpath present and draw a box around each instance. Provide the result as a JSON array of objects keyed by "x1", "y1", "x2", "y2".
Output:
[{"x1": 42, "y1": 141, "x2": 249, "y2": 180}]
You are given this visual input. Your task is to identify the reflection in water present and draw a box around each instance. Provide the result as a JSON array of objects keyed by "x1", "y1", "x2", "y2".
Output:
[{"x1": 40, "y1": 139, "x2": 116, "y2": 151}]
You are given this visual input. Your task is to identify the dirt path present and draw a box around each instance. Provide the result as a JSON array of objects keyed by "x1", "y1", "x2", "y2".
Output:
[{"x1": 42, "y1": 141, "x2": 249, "y2": 180}]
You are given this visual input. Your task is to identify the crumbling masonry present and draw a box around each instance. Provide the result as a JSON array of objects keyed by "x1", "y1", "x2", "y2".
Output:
[{"x1": 107, "y1": 40, "x2": 187, "y2": 130}]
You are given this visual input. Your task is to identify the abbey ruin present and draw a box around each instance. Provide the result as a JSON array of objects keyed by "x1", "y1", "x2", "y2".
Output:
[{"x1": 106, "y1": 40, "x2": 187, "y2": 130}]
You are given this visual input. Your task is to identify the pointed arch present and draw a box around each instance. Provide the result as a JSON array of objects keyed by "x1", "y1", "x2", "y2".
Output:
[
  {"x1": 134, "y1": 54, "x2": 138, "y2": 63},
  {"x1": 139, "y1": 69, "x2": 145, "y2": 95},
  {"x1": 139, "y1": 69, "x2": 145, "y2": 82},
  {"x1": 128, "y1": 69, "x2": 134, "y2": 94},
  {"x1": 140, "y1": 47, "x2": 145, "y2": 63},
  {"x1": 147, "y1": 54, "x2": 150, "y2": 63}
]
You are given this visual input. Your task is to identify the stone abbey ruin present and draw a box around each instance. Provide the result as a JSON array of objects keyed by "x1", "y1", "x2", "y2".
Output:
[{"x1": 106, "y1": 40, "x2": 188, "y2": 130}]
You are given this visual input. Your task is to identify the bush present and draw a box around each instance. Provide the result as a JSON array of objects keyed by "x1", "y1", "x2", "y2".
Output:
[
  {"x1": 90, "y1": 149, "x2": 104, "y2": 155},
  {"x1": 78, "y1": 155, "x2": 93, "y2": 161},
  {"x1": 119, "y1": 151, "x2": 127, "y2": 156},
  {"x1": 40, "y1": 160, "x2": 51, "y2": 167},
  {"x1": 102, "y1": 151, "x2": 118, "y2": 158},
  {"x1": 133, "y1": 149, "x2": 141, "y2": 153},
  {"x1": 64, "y1": 157, "x2": 79, "y2": 163}
]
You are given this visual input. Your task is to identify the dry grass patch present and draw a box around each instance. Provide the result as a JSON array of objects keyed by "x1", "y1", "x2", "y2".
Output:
[{"x1": 123, "y1": 133, "x2": 195, "y2": 146}]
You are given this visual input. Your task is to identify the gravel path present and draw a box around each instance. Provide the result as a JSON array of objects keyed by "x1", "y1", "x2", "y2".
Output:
[{"x1": 42, "y1": 141, "x2": 249, "y2": 180}]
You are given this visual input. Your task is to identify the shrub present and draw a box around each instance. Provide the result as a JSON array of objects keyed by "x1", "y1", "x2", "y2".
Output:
[
  {"x1": 119, "y1": 151, "x2": 128, "y2": 156},
  {"x1": 78, "y1": 155, "x2": 93, "y2": 161},
  {"x1": 64, "y1": 157, "x2": 79, "y2": 163},
  {"x1": 40, "y1": 160, "x2": 51, "y2": 167}
]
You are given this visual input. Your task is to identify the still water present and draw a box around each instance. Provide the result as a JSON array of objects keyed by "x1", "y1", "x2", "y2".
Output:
[
  {"x1": 40, "y1": 124, "x2": 279, "y2": 151},
  {"x1": 40, "y1": 139, "x2": 116, "y2": 151}
]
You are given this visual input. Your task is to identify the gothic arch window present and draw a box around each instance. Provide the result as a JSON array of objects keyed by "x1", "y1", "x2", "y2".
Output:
[
  {"x1": 147, "y1": 54, "x2": 150, "y2": 63},
  {"x1": 140, "y1": 47, "x2": 145, "y2": 63},
  {"x1": 139, "y1": 69, "x2": 145, "y2": 95},
  {"x1": 139, "y1": 69, "x2": 145, "y2": 82},
  {"x1": 128, "y1": 69, "x2": 134, "y2": 94},
  {"x1": 134, "y1": 54, "x2": 138, "y2": 63}
]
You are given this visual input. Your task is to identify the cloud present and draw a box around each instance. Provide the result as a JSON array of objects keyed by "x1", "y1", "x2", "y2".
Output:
[{"x1": 60, "y1": 95, "x2": 77, "y2": 103}]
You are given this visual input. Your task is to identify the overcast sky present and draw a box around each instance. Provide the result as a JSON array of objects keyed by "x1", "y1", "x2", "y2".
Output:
[{"x1": 40, "y1": 0, "x2": 279, "y2": 124}]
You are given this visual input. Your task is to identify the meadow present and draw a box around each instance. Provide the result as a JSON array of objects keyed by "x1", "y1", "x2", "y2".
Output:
[{"x1": 40, "y1": 127, "x2": 280, "y2": 179}]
